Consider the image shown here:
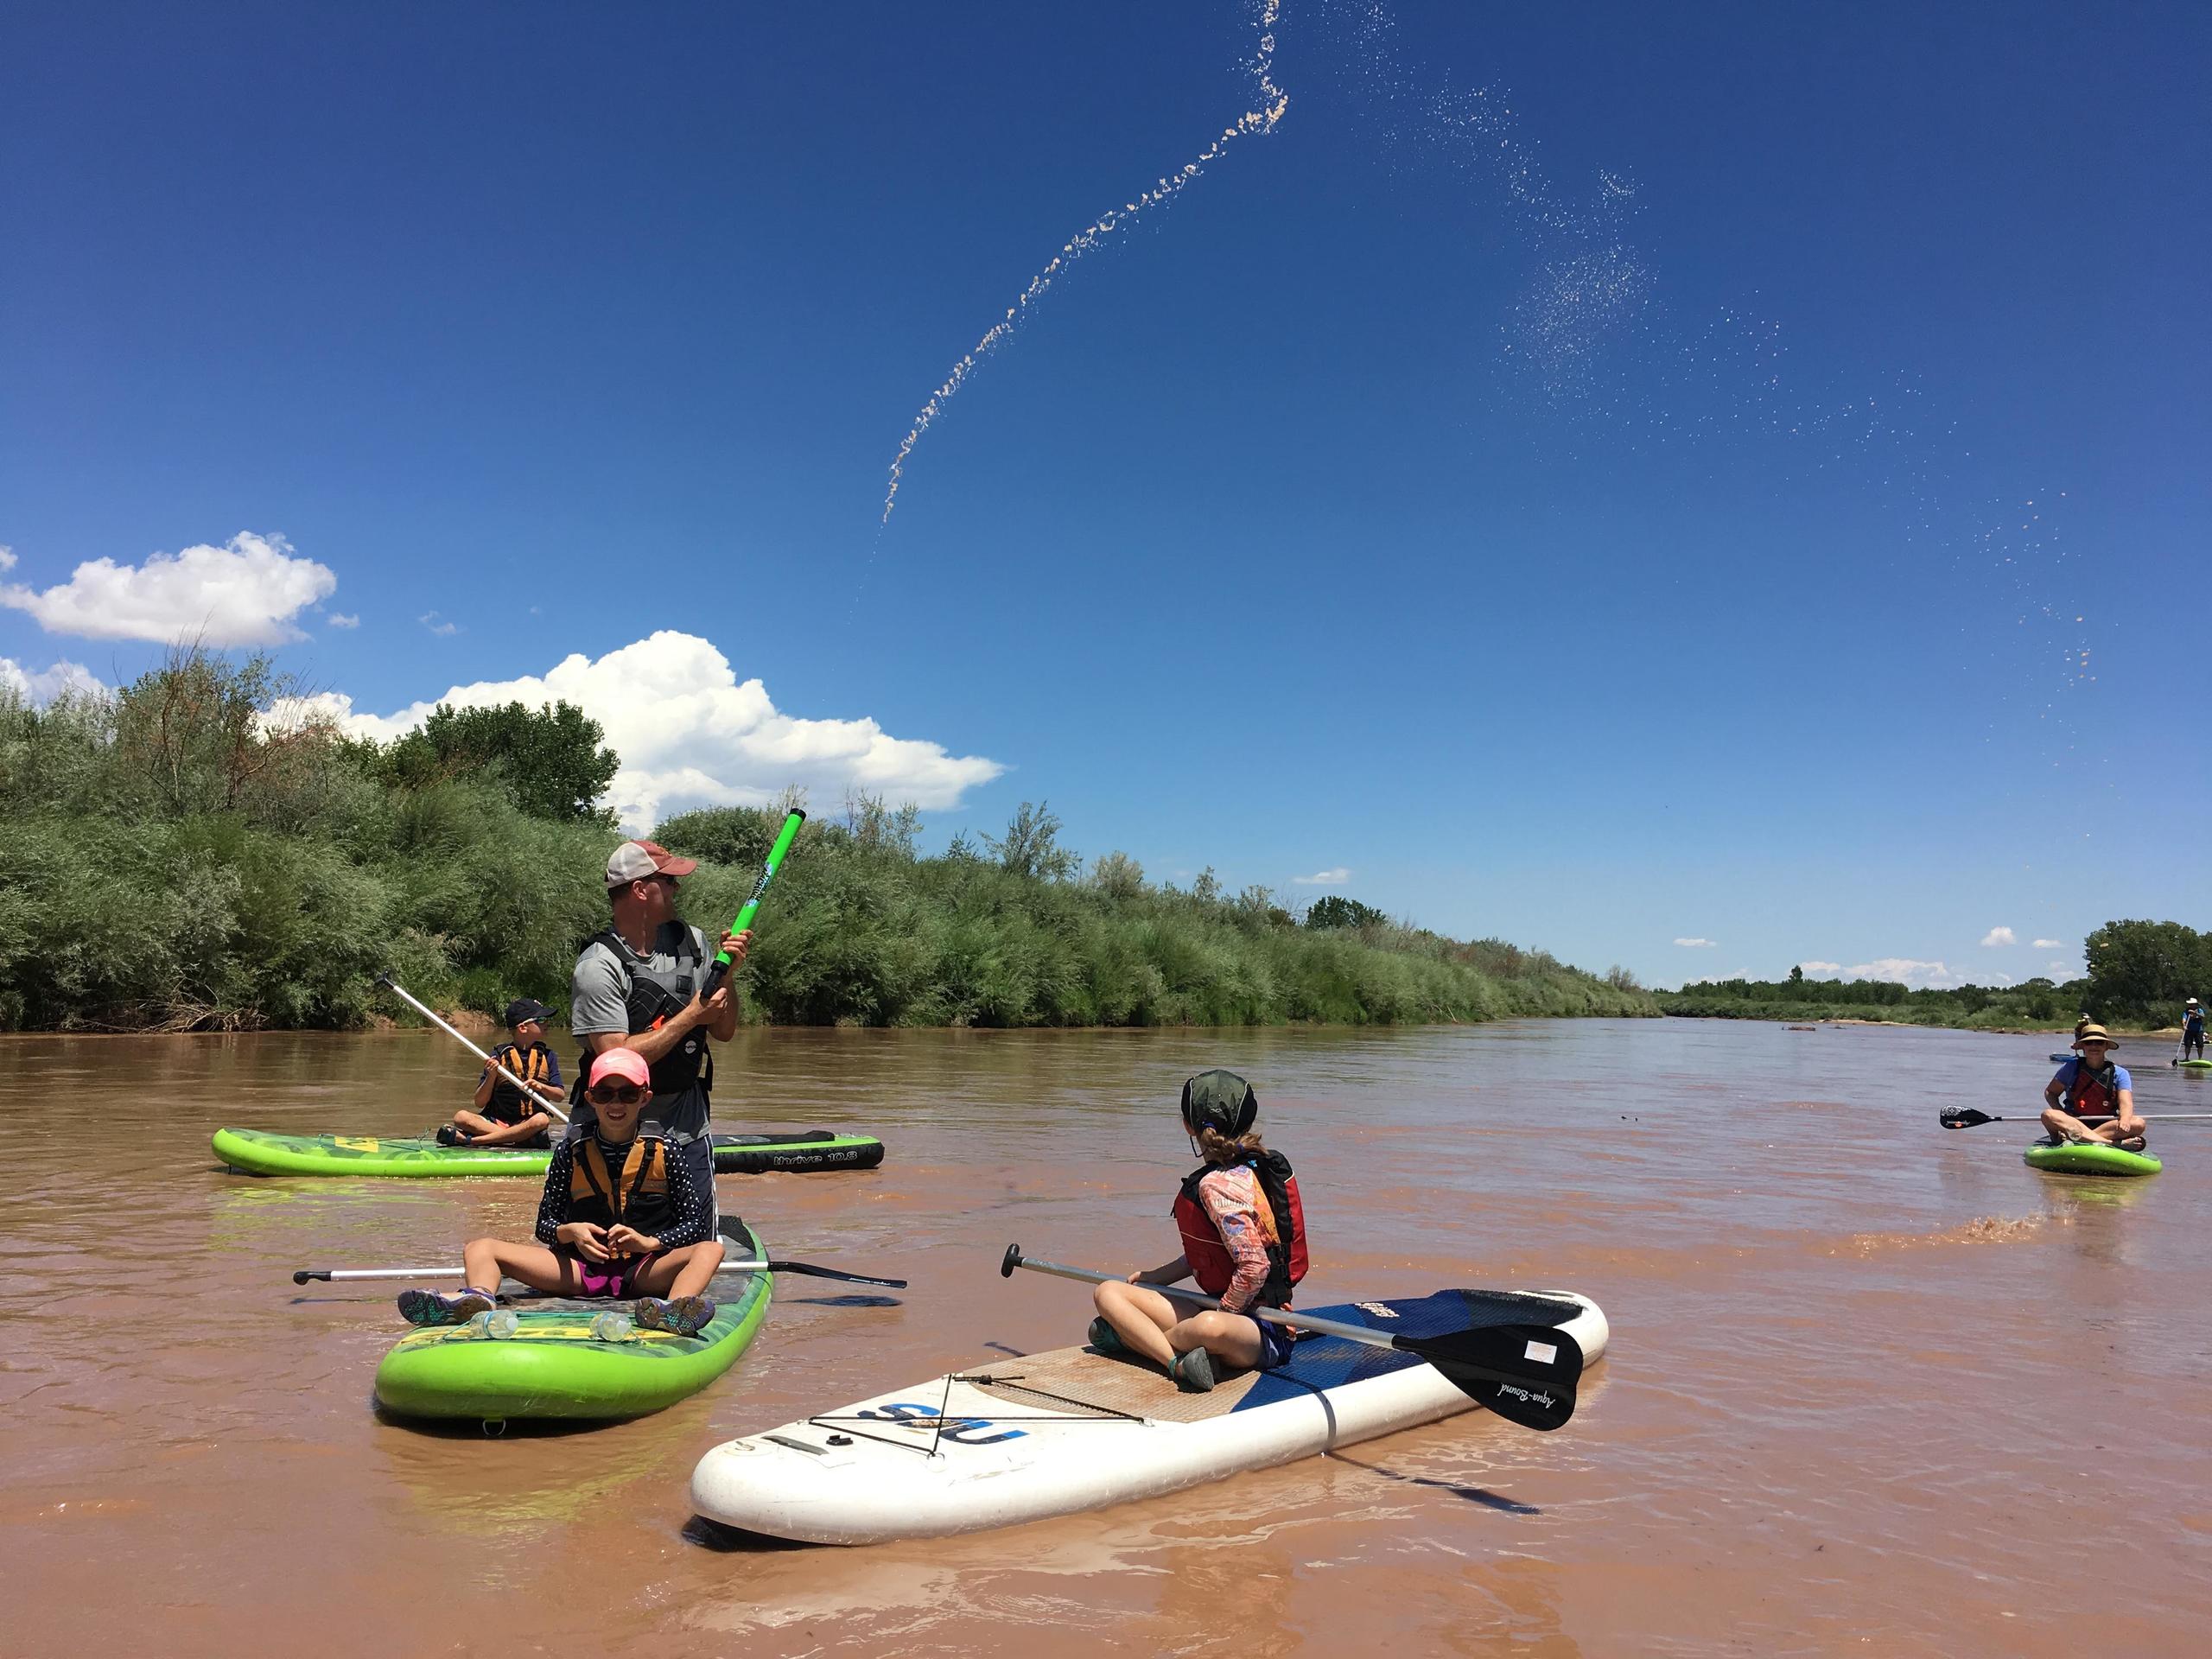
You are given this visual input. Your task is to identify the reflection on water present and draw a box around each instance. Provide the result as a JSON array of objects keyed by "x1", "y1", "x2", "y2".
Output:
[{"x1": 0, "y1": 1020, "x2": 2207, "y2": 1656}]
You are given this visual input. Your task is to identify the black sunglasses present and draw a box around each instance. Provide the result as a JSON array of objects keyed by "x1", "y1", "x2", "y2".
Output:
[{"x1": 588, "y1": 1084, "x2": 647, "y2": 1104}]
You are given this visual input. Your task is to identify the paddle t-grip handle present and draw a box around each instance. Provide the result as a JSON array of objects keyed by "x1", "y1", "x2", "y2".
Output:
[
  {"x1": 699, "y1": 809, "x2": 806, "y2": 1001},
  {"x1": 1000, "y1": 1243, "x2": 1024, "y2": 1278}
]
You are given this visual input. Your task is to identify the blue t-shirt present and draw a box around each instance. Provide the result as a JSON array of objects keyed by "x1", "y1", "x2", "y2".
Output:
[{"x1": 2052, "y1": 1058, "x2": 2131, "y2": 1093}]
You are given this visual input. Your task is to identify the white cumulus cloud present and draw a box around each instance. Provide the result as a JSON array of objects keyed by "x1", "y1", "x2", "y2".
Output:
[
  {"x1": 1845, "y1": 957, "x2": 1957, "y2": 989},
  {"x1": 278, "y1": 630, "x2": 1006, "y2": 830},
  {"x1": 2047, "y1": 959, "x2": 2074, "y2": 977},
  {"x1": 1797, "y1": 961, "x2": 1843, "y2": 976},
  {"x1": 1980, "y1": 926, "x2": 2016, "y2": 948},
  {"x1": 327, "y1": 613, "x2": 360, "y2": 629},
  {"x1": 2032, "y1": 938, "x2": 2063, "y2": 950},
  {"x1": 0, "y1": 545, "x2": 16, "y2": 571},
  {"x1": 1674, "y1": 937, "x2": 1718, "y2": 948},
  {"x1": 1291, "y1": 868, "x2": 1351, "y2": 887},
  {"x1": 0, "y1": 531, "x2": 336, "y2": 646},
  {"x1": 0, "y1": 657, "x2": 110, "y2": 704}
]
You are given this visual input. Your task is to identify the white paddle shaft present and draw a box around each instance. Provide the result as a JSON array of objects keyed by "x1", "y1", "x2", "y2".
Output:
[
  {"x1": 305, "y1": 1261, "x2": 766, "y2": 1283},
  {"x1": 378, "y1": 975, "x2": 569, "y2": 1124},
  {"x1": 1007, "y1": 1248, "x2": 1412, "y2": 1357}
]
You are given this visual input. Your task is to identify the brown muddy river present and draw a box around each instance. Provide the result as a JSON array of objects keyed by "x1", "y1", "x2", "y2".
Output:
[{"x1": 3, "y1": 1019, "x2": 2207, "y2": 1656}]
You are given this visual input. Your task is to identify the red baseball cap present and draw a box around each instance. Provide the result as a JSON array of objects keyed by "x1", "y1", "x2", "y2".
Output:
[{"x1": 605, "y1": 839, "x2": 697, "y2": 889}]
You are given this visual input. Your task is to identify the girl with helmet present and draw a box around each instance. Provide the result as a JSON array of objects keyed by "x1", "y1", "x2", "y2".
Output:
[{"x1": 1089, "y1": 1069, "x2": 1309, "y2": 1393}]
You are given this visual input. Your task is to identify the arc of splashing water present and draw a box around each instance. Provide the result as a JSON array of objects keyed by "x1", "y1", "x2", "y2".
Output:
[{"x1": 881, "y1": 3, "x2": 1289, "y2": 524}]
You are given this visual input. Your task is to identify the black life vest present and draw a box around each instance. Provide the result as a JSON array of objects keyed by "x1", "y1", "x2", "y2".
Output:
[
  {"x1": 484, "y1": 1040, "x2": 556, "y2": 1125},
  {"x1": 567, "y1": 1134, "x2": 677, "y2": 1249},
  {"x1": 2063, "y1": 1058, "x2": 2123, "y2": 1119},
  {"x1": 1172, "y1": 1150, "x2": 1308, "y2": 1312},
  {"x1": 572, "y1": 925, "x2": 713, "y2": 1135}
]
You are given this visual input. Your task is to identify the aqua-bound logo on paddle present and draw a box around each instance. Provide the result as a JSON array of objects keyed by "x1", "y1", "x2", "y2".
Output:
[
  {"x1": 1353, "y1": 1302, "x2": 1398, "y2": 1319},
  {"x1": 1491, "y1": 1384, "x2": 1559, "y2": 1409}
]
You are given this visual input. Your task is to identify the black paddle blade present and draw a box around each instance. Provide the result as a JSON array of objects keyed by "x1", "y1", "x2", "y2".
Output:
[
  {"x1": 718, "y1": 1217, "x2": 907, "y2": 1288},
  {"x1": 773, "y1": 1259, "x2": 908, "y2": 1289},
  {"x1": 1940, "y1": 1108, "x2": 1999, "y2": 1130},
  {"x1": 1401, "y1": 1322, "x2": 1584, "y2": 1431}
]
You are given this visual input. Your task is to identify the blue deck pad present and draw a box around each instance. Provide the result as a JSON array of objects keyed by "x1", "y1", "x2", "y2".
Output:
[{"x1": 1235, "y1": 1289, "x2": 1583, "y2": 1413}]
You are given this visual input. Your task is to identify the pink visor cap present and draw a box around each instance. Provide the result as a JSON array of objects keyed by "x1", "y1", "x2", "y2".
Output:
[
  {"x1": 588, "y1": 1048, "x2": 652, "y2": 1090},
  {"x1": 605, "y1": 839, "x2": 698, "y2": 889}
]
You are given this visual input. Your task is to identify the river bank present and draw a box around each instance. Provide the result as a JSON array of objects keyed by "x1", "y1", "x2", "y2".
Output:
[{"x1": 5, "y1": 1019, "x2": 2205, "y2": 1656}]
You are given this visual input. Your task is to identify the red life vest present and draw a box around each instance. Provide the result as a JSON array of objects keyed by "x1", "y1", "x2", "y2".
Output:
[
  {"x1": 1172, "y1": 1150, "x2": 1308, "y2": 1311},
  {"x1": 2063, "y1": 1059, "x2": 2122, "y2": 1119}
]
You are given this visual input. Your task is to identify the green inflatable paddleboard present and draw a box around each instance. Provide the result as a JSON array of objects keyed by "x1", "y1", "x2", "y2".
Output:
[
  {"x1": 212, "y1": 1126, "x2": 884, "y2": 1179},
  {"x1": 373, "y1": 1223, "x2": 773, "y2": 1421},
  {"x1": 2024, "y1": 1140, "x2": 2162, "y2": 1178},
  {"x1": 2176, "y1": 1058, "x2": 2212, "y2": 1072}
]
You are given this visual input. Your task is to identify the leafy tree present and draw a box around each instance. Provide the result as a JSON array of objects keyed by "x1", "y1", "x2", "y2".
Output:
[
  {"x1": 2086, "y1": 920, "x2": 2212, "y2": 1021},
  {"x1": 1306, "y1": 894, "x2": 1388, "y2": 931},
  {"x1": 985, "y1": 800, "x2": 1079, "y2": 882},
  {"x1": 1090, "y1": 850, "x2": 1147, "y2": 899},
  {"x1": 842, "y1": 792, "x2": 921, "y2": 858},
  {"x1": 654, "y1": 804, "x2": 783, "y2": 868},
  {"x1": 383, "y1": 700, "x2": 617, "y2": 823}
]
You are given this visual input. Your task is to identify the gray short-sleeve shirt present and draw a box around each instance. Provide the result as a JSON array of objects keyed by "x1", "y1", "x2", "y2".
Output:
[{"x1": 569, "y1": 920, "x2": 714, "y2": 1039}]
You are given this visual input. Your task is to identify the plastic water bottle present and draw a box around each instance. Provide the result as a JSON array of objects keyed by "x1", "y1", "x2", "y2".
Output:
[
  {"x1": 466, "y1": 1309, "x2": 519, "y2": 1340},
  {"x1": 588, "y1": 1310, "x2": 634, "y2": 1343}
]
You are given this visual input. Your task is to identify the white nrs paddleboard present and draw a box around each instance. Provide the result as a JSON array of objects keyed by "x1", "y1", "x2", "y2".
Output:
[{"x1": 690, "y1": 1287, "x2": 1609, "y2": 1545}]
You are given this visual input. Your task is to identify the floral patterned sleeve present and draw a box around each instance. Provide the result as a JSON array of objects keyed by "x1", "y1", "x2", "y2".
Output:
[{"x1": 1198, "y1": 1166, "x2": 1273, "y2": 1314}]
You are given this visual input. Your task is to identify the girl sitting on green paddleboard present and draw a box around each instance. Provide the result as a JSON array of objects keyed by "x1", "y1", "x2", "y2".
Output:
[
  {"x1": 1089, "y1": 1069, "x2": 1308, "y2": 1394},
  {"x1": 2042, "y1": 1026, "x2": 2148, "y2": 1152},
  {"x1": 397, "y1": 1049, "x2": 727, "y2": 1336}
]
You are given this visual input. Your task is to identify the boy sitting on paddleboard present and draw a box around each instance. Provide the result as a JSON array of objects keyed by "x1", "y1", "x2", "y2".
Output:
[
  {"x1": 397, "y1": 1049, "x2": 727, "y2": 1336},
  {"x1": 1090, "y1": 1069, "x2": 1308, "y2": 1394},
  {"x1": 2042, "y1": 1025, "x2": 2148, "y2": 1151},
  {"x1": 438, "y1": 998, "x2": 566, "y2": 1147}
]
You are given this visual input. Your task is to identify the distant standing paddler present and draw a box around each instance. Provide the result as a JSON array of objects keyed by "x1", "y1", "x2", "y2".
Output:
[
  {"x1": 2180, "y1": 998, "x2": 2205, "y2": 1064},
  {"x1": 569, "y1": 839, "x2": 750, "y2": 1224},
  {"x1": 2042, "y1": 1025, "x2": 2146, "y2": 1151}
]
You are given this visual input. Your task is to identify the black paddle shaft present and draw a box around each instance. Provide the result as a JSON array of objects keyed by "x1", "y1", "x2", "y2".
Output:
[{"x1": 999, "y1": 1244, "x2": 1582, "y2": 1431}]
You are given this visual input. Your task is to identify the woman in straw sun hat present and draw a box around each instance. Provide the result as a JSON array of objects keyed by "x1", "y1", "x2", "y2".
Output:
[{"x1": 2041, "y1": 1025, "x2": 2147, "y2": 1151}]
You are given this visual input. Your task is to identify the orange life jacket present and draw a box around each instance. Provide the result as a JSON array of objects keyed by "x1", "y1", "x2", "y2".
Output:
[{"x1": 568, "y1": 1134, "x2": 676, "y2": 1251}]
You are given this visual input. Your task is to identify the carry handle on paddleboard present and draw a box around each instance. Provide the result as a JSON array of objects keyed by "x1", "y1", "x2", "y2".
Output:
[
  {"x1": 999, "y1": 1244, "x2": 1582, "y2": 1431},
  {"x1": 375, "y1": 974, "x2": 570, "y2": 1125},
  {"x1": 698, "y1": 809, "x2": 805, "y2": 1003}
]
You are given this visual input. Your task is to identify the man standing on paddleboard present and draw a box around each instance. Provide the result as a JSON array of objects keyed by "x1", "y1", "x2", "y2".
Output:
[
  {"x1": 2042, "y1": 1025, "x2": 2147, "y2": 1151},
  {"x1": 569, "y1": 839, "x2": 749, "y2": 1224},
  {"x1": 2182, "y1": 997, "x2": 2205, "y2": 1063}
]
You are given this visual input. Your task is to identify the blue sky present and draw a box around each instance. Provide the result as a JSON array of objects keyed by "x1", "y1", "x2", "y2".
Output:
[{"x1": 3, "y1": 1, "x2": 2206, "y2": 989}]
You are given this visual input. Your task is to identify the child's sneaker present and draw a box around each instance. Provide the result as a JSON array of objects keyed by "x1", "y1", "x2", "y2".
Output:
[
  {"x1": 1087, "y1": 1316, "x2": 1129, "y2": 1356},
  {"x1": 397, "y1": 1287, "x2": 497, "y2": 1327},
  {"x1": 434, "y1": 1125, "x2": 470, "y2": 1147},
  {"x1": 635, "y1": 1294, "x2": 716, "y2": 1338},
  {"x1": 1170, "y1": 1347, "x2": 1216, "y2": 1394}
]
